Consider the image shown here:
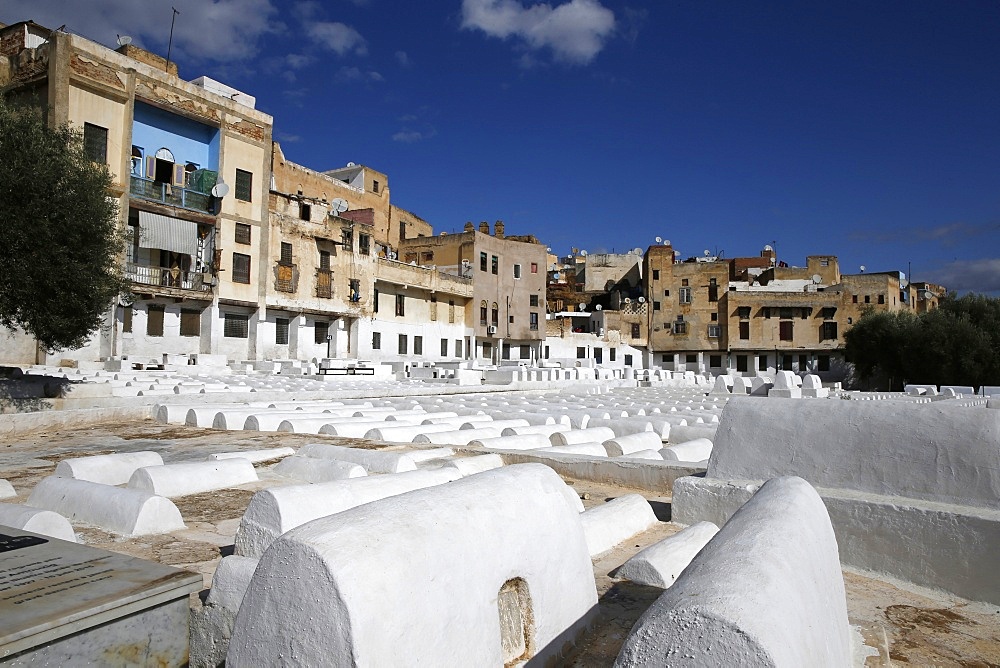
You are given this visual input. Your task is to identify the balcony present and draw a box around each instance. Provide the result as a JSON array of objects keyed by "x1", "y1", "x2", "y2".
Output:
[
  {"x1": 126, "y1": 262, "x2": 212, "y2": 293},
  {"x1": 375, "y1": 257, "x2": 473, "y2": 297},
  {"x1": 130, "y1": 176, "x2": 213, "y2": 214}
]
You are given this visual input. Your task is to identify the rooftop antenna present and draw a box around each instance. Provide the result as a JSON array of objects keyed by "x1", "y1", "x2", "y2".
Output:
[{"x1": 166, "y1": 6, "x2": 180, "y2": 72}]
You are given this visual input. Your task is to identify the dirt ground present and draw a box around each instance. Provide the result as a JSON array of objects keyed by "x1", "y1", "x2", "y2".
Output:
[{"x1": 2, "y1": 420, "x2": 999, "y2": 665}]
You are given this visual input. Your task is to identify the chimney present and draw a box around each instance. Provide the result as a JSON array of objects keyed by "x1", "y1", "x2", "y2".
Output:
[
  {"x1": 494, "y1": 220, "x2": 505, "y2": 238},
  {"x1": 479, "y1": 221, "x2": 489, "y2": 234},
  {"x1": 464, "y1": 222, "x2": 475, "y2": 233}
]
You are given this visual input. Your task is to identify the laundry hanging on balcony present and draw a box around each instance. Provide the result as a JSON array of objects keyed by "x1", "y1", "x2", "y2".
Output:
[{"x1": 137, "y1": 211, "x2": 200, "y2": 258}]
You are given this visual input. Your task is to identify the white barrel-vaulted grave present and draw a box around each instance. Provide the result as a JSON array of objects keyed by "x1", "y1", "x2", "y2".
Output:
[
  {"x1": 615, "y1": 476, "x2": 850, "y2": 667},
  {"x1": 54, "y1": 451, "x2": 163, "y2": 486},
  {"x1": 297, "y1": 443, "x2": 417, "y2": 473},
  {"x1": 234, "y1": 468, "x2": 464, "y2": 557},
  {"x1": 227, "y1": 464, "x2": 598, "y2": 666},
  {"x1": 128, "y1": 459, "x2": 258, "y2": 497}
]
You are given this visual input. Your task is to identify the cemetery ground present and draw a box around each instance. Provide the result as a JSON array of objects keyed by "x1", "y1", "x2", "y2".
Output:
[{"x1": 1, "y1": 420, "x2": 998, "y2": 666}]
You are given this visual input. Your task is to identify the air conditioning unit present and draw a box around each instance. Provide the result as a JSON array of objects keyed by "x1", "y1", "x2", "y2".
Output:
[{"x1": 487, "y1": 325, "x2": 497, "y2": 335}]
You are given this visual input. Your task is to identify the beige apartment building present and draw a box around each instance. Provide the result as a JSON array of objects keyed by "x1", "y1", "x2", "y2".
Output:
[
  {"x1": 644, "y1": 244, "x2": 940, "y2": 379},
  {"x1": 398, "y1": 222, "x2": 547, "y2": 364},
  {"x1": 0, "y1": 20, "x2": 273, "y2": 364}
]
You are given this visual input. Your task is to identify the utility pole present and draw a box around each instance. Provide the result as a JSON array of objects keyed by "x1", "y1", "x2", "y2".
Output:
[{"x1": 166, "y1": 7, "x2": 180, "y2": 71}]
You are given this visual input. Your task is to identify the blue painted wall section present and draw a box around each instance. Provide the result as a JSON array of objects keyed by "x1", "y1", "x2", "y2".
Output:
[{"x1": 131, "y1": 102, "x2": 219, "y2": 173}]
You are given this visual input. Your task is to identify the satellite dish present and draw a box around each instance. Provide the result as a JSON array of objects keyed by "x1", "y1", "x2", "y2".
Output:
[
  {"x1": 637, "y1": 296, "x2": 646, "y2": 303},
  {"x1": 552, "y1": 272, "x2": 561, "y2": 279},
  {"x1": 546, "y1": 247, "x2": 552, "y2": 252},
  {"x1": 655, "y1": 236, "x2": 662, "y2": 243},
  {"x1": 673, "y1": 250, "x2": 681, "y2": 257},
  {"x1": 330, "y1": 198, "x2": 348, "y2": 214},
  {"x1": 346, "y1": 161, "x2": 356, "y2": 167},
  {"x1": 704, "y1": 250, "x2": 711, "y2": 256},
  {"x1": 578, "y1": 302, "x2": 587, "y2": 310},
  {"x1": 117, "y1": 35, "x2": 132, "y2": 46},
  {"x1": 859, "y1": 265, "x2": 866, "y2": 273},
  {"x1": 812, "y1": 274, "x2": 822, "y2": 284},
  {"x1": 623, "y1": 298, "x2": 631, "y2": 304},
  {"x1": 921, "y1": 289, "x2": 933, "y2": 299},
  {"x1": 763, "y1": 244, "x2": 773, "y2": 252},
  {"x1": 596, "y1": 304, "x2": 603, "y2": 311},
  {"x1": 211, "y1": 182, "x2": 229, "y2": 198},
  {"x1": 633, "y1": 247, "x2": 642, "y2": 255},
  {"x1": 900, "y1": 279, "x2": 909, "y2": 288},
  {"x1": 580, "y1": 250, "x2": 588, "y2": 257}
]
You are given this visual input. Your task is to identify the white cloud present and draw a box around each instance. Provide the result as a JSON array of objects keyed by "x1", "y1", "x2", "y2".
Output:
[
  {"x1": 395, "y1": 50, "x2": 411, "y2": 67},
  {"x1": 307, "y1": 21, "x2": 367, "y2": 56},
  {"x1": 2, "y1": 0, "x2": 279, "y2": 62},
  {"x1": 392, "y1": 131, "x2": 425, "y2": 143},
  {"x1": 461, "y1": 0, "x2": 615, "y2": 64},
  {"x1": 334, "y1": 66, "x2": 383, "y2": 83},
  {"x1": 926, "y1": 258, "x2": 1000, "y2": 294}
]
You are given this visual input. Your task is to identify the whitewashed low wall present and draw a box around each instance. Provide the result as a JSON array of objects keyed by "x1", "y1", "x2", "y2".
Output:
[
  {"x1": 615, "y1": 477, "x2": 850, "y2": 667},
  {"x1": 228, "y1": 464, "x2": 597, "y2": 666}
]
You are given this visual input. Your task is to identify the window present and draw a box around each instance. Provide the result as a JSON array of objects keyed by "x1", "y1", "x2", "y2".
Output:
[
  {"x1": 502, "y1": 344, "x2": 511, "y2": 360},
  {"x1": 545, "y1": 346, "x2": 550, "y2": 359},
  {"x1": 799, "y1": 354, "x2": 808, "y2": 369},
  {"x1": 122, "y1": 306, "x2": 132, "y2": 333},
  {"x1": 430, "y1": 296, "x2": 438, "y2": 321},
  {"x1": 314, "y1": 321, "x2": 329, "y2": 344},
  {"x1": 520, "y1": 344, "x2": 530, "y2": 359},
  {"x1": 395, "y1": 294, "x2": 405, "y2": 317},
  {"x1": 782, "y1": 355, "x2": 793, "y2": 370},
  {"x1": 576, "y1": 347, "x2": 586, "y2": 359},
  {"x1": 662, "y1": 354, "x2": 671, "y2": 363},
  {"x1": 609, "y1": 348, "x2": 616, "y2": 362},
  {"x1": 821, "y1": 321, "x2": 838, "y2": 340},
  {"x1": 529, "y1": 312, "x2": 539, "y2": 331},
  {"x1": 779, "y1": 307, "x2": 793, "y2": 319},
  {"x1": 349, "y1": 279, "x2": 360, "y2": 302},
  {"x1": 414, "y1": 336, "x2": 423, "y2": 355},
  {"x1": 878, "y1": 294, "x2": 885, "y2": 304},
  {"x1": 708, "y1": 278, "x2": 718, "y2": 302},
  {"x1": 513, "y1": 264, "x2": 521, "y2": 279},
  {"x1": 232, "y1": 253, "x2": 251, "y2": 283},
  {"x1": 652, "y1": 270, "x2": 660, "y2": 280},
  {"x1": 373, "y1": 288, "x2": 379, "y2": 313},
  {"x1": 529, "y1": 294, "x2": 539, "y2": 307},
  {"x1": 491, "y1": 255, "x2": 498, "y2": 275},
  {"x1": 224, "y1": 313, "x2": 249, "y2": 338},
  {"x1": 483, "y1": 342, "x2": 493, "y2": 357},
  {"x1": 480, "y1": 301, "x2": 488, "y2": 326},
  {"x1": 372, "y1": 332, "x2": 381, "y2": 349},
  {"x1": 818, "y1": 355, "x2": 831, "y2": 372},
  {"x1": 663, "y1": 290, "x2": 670, "y2": 297},
  {"x1": 508, "y1": 315, "x2": 514, "y2": 324},
  {"x1": 594, "y1": 348, "x2": 602, "y2": 364},
  {"x1": 624, "y1": 354, "x2": 633, "y2": 366},
  {"x1": 480, "y1": 252, "x2": 488, "y2": 272},
  {"x1": 711, "y1": 312, "x2": 718, "y2": 321},
  {"x1": 341, "y1": 229, "x2": 353, "y2": 252},
  {"x1": 681, "y1": 279, "x2": 689, "y2": 286},
  {"x1": 441, "y1": 339, "x2": 449, "y2": 356},
  {"x1": 686, "y1": 353, "x2": 697, "y2": 364},
  {"x1": 653, "y1": 301, "x2": 661, "y2": 311},
  {"x1": 146, "y1": 305, "x2": 164, "y2": 337},
  {"x1": 737, "y1": 306, "x2": 751, "y2": 319},
  {"x1": 708, "y1": 324, "x2": 721, "y2": 338},
  {"x1": 820, "y1": 259, "x2": 829, "y2": 267},
  {"x1": 491, "y1": 304, "x2": 499, "y2": 326},
  {"x1": 852, "y1": 295, "x2": 859, "y2": 303},
  {"x1": 180, "y1": 309, "x2": 200, "y2": 337},
  {"x1": 319, "y1": 250, "x2": 331, "y2": 271},
  {"x1": 801, "y1": 308, "x2": 810, "y2": 320},
  {"x1": 736, "y1": 355, "x2": 748, "y2": 372},
  {"x1": 673, "y1": 320, "x2": 688, "y2": 335},
  {"x1": 455, "y1": 339, "x2": 463, "y2": 358},
  {"x1": 709, "y1": 354, "x2": 722, "y2": 368},
  {"x1": 275, "y1": 318, "x2": 289, "y2": 345},
  {"x1": 679, "y1": 287, "x2": 692, "y2": 304},
  {"x1": 372, "y1": 179, "x2": 380, "y2": 193},
  {"x1": 359, "y1": 234, "x2": 371, "y2": 255},
  {"x1": 299, "y1": 203, "x2": 311, "y2": 221},
  {"x1": 739, "y1": 321, "x2": 750, "y2": 339},
  {"x1": 763, "y1": 307, "x2": 772, "y2": 319},
  {"x1": 83, "y1": 123, "x2": 108, "y2": 163},
  {"x1": 531, "y1": 262, "x2": 538, "y2": 273},
  {"x1": 279, "y1": 242, "x2": 293, "y2": 266},
  {"x1": 235, "y1": 169, "x2": 253, "y2": 202},
  {"x1": 821, "y1": 307, "x2": 837, "y2": 319},
  {"x1": 779, "y1": 320, "x2": 794, "y2": 341},
  {"x1": 235, "y1": 223, "x2": 251, "y2": 245},
  {"x1": 421, "y1": 252, "x2": 434, "y2": 264},
  {"x1": 631, "y1": 323, "x2": 640, "y2": 338},
  {"x1": 864, "y1": 295, "x2": 871, "y2": 304},
  {"x1": 759, "y1": 356, "x2": 768, "y2": 371},
  {"x1": 398, "y1": 334, "x2": 407, "y2": 354}
]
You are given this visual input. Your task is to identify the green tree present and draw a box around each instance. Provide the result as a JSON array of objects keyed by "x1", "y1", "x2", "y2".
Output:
[{"x1": 0, "y1": 99, "x2": 127, "y2": 351}]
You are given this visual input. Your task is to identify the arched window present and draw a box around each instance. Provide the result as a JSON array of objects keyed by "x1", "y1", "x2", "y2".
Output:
[
  {"x1": 491, "y1": 303, "x2": 499, "y2": 326},
  {"x1": 480, "y1": 300, "x2": 488, "y2": 326}
]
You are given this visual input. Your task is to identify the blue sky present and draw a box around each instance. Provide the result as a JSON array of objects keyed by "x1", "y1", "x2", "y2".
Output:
[{"x1": 6, "y1": 1, "x2": 1000, "y2": 293}]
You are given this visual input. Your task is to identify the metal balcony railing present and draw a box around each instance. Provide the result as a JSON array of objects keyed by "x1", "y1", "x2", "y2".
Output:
[
  {"x1": 125, "y1": 262, "x2": 212, "y2": 292},
  {"x1": 129, "y1": 176, "x2": 213, "y2": 213}
]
